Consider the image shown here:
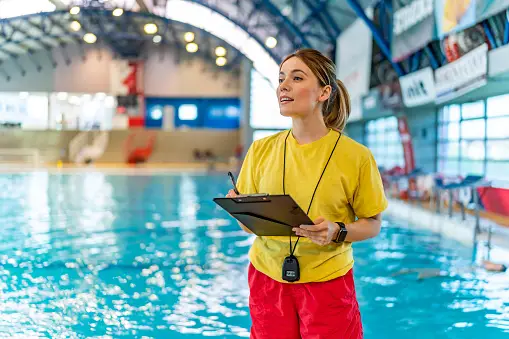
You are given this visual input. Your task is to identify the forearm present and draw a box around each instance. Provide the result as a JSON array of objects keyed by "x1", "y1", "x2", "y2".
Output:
[{"x1": 344, "y1": 215, "x2": 382, "y2": 242}]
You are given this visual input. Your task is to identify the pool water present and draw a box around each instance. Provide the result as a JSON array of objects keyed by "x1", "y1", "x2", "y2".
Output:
[{"x1": 0, "y1": 172, "x2": 507, "y2": 339}]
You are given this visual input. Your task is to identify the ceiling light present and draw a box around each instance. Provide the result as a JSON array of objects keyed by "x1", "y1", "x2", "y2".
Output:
[
  {"x1": 215, "y1": 46, "x2": 226, "y2": 57},
  {"x1": 216, "y1": 57, "x2": 227, "y2": 67},
  {"x1": 265, "y1": 36, "x2": 277, "y2": 49},
  {"x1": 184, "y1": 32, "x2": 195, "y2": 42},
  {"x1": 153, "y1": 35, "x2": 162, "y2": 44},
  {"x1": 70, "y1": 21, "x2": 81, "y2": 32},
  {"x1": 70, "y1": 6, "x2": 80, "y2": 15},
  {"x1": 83, "y1": 33, "x2": 97, "y2": 44},
  {"x1": 144, "y1": 23, "x2": 158, "y2": 35},
  {"x1": 112, "y1": 8, "x2": 124, "y2": 17},
  {"x1": 186, "y1": 42, "x2": 198, "y2": 53}
]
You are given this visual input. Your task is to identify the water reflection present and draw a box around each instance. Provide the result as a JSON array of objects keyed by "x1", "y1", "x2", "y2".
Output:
[{"x1": 0, "y1": 172, "x2": 507, "y2": 338}]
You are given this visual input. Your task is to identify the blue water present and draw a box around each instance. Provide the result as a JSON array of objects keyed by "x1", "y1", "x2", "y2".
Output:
[{"x1": 0, "y1": 172, "x2": 507, "y2": 339}]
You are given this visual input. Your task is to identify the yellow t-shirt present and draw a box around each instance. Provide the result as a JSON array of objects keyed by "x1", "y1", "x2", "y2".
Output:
[{"x1": 236, "y1": 129, "x2": 388, "y2": 283}]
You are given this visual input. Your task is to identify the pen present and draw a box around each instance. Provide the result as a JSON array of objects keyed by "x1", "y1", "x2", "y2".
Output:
[{"x1": 228, "y1": 171, "x2": 240, "y2": 195}]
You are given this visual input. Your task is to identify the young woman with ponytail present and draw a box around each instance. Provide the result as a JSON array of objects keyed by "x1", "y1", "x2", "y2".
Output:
[{"x1": 226, "y1": 49, "x2": 388, "y2": 339}]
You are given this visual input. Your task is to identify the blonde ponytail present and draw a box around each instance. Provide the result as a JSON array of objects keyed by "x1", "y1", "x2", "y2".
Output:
[{"x1": 324, "y1": 79, "x2": 351, "y2": 132}]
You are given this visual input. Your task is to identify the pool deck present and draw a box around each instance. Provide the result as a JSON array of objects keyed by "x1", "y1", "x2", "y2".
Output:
[{"x1": 386, "y1": 197, "x2": 509, "y2": 257}]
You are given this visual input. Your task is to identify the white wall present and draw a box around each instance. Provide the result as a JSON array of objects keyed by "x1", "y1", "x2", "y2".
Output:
[
  {"x1": 0, "y1": 44, "x2": 241, "y2": 97},
  {"x1": 143, "y1": 45, "x2": 240, "y2": 97},
  {"x1": 53, "y1": 45, "x2": 113, "y2": 93}
]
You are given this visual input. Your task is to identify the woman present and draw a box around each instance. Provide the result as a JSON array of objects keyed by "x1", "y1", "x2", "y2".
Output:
[{"x1": 227, "y1": 49, "x2": 388, "y2": 338}]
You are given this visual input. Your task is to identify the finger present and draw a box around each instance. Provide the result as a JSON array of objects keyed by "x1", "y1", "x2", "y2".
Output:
[
  {"x1": 294, "y1": 228, "x2": 325, "y2": 239},
  {"x1": 299, "y1": 223, "x2": 326, "y2": 232},
  {"x1": 313, "y1": 216, "x2": 326, "y2": 224}
]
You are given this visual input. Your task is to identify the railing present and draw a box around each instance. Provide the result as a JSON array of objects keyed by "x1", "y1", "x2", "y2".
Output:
[{"x1": 383, "y1": 170, "x2": 509, "y2": 261}]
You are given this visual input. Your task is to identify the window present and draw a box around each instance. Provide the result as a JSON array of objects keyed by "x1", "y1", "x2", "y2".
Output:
[
  {"x1": 178, "y1": 105, "x2": 198, "y2": 121},
  {"x1": 364, "y1": 116, "x2": 404, "y2": 170},
  {"x1": 438, "y1": 95, "x2": 509, "y2": 181}
]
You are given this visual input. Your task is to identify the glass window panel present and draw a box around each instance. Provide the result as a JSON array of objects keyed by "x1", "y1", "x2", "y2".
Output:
[
  {"x1": 376, "y1": 118, "x2": 385, "y2": 130},
  {"x1": 461, "y1": 140, "x2": 485, "y2": 161},
  {"x1": 439, "y1": 122, "x2": 460, "y2": 140},
  {"x1": 366, "y1": 133, "x2": 376, "y2": 145},
  {"x1": 461, "y1": 101, "x2": 485, "y2": 119},
  {"x1": 444, "y1": 159, "x2": 460, "y2": 175},
  {"x1": 438, "y1": 142, "x2": 460, "y2": 158},
  {"x1": 386, "y1": 131, "x2": 399, "y2": 142},
  {"x1": 366, "y1": 120, "x2": 376, "y2": 132},
  {"x1": 487, "y1": 140, "x2": 509, "y2": 160},
  {"x1": 487, "y1": 117, "x2": 509, "y2": 138},
  {"x1": 386, "y1": 116, "x2": 398, "y2": 129},
  {"x1": 486, "y1": 161, "x2": 509, "y2": 181},
  {"x1": 460, "y1": 160, "x2": 484, "y2": 176},
  {"x1": 439, "y1": 106, "x2": 448, "y2": 122},
  {"x1": 461, "y1": 119, "x2": 485, "y2": 139},
  {"x1": 388, "y1": 143, "x2": 399, "y2": 154},
  {"x1": 438, "y1": 158, "x2": 446, "y2": 172},
  {"x1": 487, "y1": 94, "x2": 509, "y2": 117},
  {"x1": 449, "y1": 105, "x2": 461, "y2": 122}
]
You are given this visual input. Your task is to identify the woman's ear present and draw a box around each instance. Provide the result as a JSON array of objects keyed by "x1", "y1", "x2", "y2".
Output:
[{"x1": 318, "y1": 85, "x2": 332, "y2": 103}]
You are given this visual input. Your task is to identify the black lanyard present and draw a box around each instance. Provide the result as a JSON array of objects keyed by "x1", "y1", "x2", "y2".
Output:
[{"x1": 282, "y1": 129, "x2": 341, "y2": 256}]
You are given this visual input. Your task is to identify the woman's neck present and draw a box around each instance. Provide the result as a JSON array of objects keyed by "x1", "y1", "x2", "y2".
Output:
[{"x1": 291, "y1": 114, "x2": 329, "y2": 145}]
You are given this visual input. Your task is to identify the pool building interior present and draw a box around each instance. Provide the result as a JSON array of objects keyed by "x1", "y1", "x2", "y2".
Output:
[{"x1": 0, "y1": 0, "x2": 508, "y2": 338}]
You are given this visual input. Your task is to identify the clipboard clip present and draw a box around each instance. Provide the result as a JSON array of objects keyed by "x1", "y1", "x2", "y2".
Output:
[{"x1": 233, "y1": 193, "x2": 270, "y2": 203}]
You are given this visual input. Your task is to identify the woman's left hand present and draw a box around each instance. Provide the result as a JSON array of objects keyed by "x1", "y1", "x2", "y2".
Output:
[{"x1": 292, "y1": 217, "x2": 339, "y2": 246}]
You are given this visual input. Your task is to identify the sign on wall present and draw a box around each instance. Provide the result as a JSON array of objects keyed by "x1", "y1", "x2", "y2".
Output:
[
  {"x1": 436, "y1": 0, "x2": 509, "y2": 38},
  {"x1": 392, "y1": 0, "x2": 435, "y2": 62},
  {"x1": 435, "y1": 43, "x2": 488, "y2": 103},
  {"x1": 336, "y1": 8, "x2": 373, "y2": 105},
  {"x1": 400, "y1": 67, "x2": 436, "y2": 107}
]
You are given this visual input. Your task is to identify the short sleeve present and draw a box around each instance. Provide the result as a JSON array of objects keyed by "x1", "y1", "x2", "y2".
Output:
[
  {"x1": 236, "y1": 143, "x2": 258, "y2": 194},
  {"x1": 352, "y1": 152, "x2": 388, "y2": 218}
]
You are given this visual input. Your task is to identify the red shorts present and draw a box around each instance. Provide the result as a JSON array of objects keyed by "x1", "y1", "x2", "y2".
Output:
[{"x1": 248, "y1": 263, "x2": 363, "y2": 339}]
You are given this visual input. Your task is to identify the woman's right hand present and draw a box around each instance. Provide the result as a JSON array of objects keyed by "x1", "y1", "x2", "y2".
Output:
[
  {"x1": 225, "y1": 190, "x2": 253, "y2": 234},
  {"x1": 226, "y1": 189, "x2": 239, "y2": 198}
]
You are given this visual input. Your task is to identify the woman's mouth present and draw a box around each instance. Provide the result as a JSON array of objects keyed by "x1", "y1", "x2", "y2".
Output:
[{"x1": 280, "y1": 96, "x2": 294, "y2": 104}]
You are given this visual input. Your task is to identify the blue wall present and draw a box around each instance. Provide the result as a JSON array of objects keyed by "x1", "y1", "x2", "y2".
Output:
[{"x1": 145, "y1": 97, "x2": 240, "y2": 129}]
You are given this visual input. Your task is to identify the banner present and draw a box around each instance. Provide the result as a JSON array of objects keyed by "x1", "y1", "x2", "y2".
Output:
[
  {"x1": 436, "y1": 0, "x2": 509, "y2": 38},
  {"x1": 400, "y1": 67, "x2": 436, "y2": 107},
  {"x1": 392, "y1": 0, "x2": 435, "y2": 62},
  {"x1": 435, "y1": 43, "x2": 488, "y2": 103},
  {"x1": 336, "y1": 8, "x2": 373, "y2": 102},
  {"x1": 379, "y1": 81, "x2": 403, "y2": 110},
  {"x1": 489, "y1": 43, "x2": 509, "y2": 77}
]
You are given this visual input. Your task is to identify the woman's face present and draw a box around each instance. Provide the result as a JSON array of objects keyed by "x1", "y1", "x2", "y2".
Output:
[{"x1": 277, "y1": 57, "x2": 330, "y2": 118}]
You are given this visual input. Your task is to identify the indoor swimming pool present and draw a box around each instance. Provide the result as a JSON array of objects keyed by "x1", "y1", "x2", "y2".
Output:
[{"x1": 0, "y1": 171, "x2": 507, "y2": 338}]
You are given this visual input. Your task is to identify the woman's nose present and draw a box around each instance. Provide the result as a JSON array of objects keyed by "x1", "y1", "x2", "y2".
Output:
[{"x1": 279, "y1": 80, "x2": 290, "y2": 92}]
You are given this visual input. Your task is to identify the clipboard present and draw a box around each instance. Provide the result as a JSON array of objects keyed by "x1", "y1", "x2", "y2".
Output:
[{"x1": 213, "y1": 194, "x2": 313, "y2": 236}]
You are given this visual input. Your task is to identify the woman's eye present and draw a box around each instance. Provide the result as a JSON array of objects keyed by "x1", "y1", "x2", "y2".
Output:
[
  {"x1": 294, "y1": 77, "x2": 302, "y2": 81},
  {"x1": 278, "y1": 78, "x2": 284, "y2": 83}
]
